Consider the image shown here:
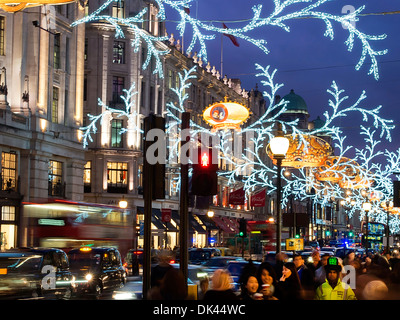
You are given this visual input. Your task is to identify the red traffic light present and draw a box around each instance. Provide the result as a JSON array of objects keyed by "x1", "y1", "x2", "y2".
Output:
[{"x1": 201, "y1": 152, "x2": 210, "y2": 167}]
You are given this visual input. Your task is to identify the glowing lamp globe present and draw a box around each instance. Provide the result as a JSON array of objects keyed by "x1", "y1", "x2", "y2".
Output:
[
  {"x1": 269, "y1": 136, "x2": 290, "y2": 158},
  {"x1": 362, "y1": 202, "x2": 372, "y2": 212}
]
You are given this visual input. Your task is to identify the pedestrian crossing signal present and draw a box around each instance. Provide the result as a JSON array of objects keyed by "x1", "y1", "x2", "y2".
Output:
[{"x1": 190, "y1": 148, "x2": 218, "y2": 196}]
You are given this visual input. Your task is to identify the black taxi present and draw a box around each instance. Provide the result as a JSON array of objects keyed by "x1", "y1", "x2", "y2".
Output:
[
  {"x1": 67, "y1": 247, "x2": 126, "y2": 299},
  {"x1": 0, "y1": 247, "x2": 75, "y2": 300}
]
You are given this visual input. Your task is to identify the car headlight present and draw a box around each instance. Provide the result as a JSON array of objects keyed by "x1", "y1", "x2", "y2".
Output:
[{"x1": 85, "y1": 274, "x2": 93, "y2": 281}]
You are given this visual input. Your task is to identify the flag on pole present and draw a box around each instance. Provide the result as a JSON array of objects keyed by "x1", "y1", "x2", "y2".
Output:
[
  {"x1": 222, "y1": 23, "x2": 240, "y2": 47},
  {"x1": 250, "y1": 189, "x2": 266, "y2": 207},
  {"x1": 228, "y1": 187, "x2": 245, "y2": 205}
]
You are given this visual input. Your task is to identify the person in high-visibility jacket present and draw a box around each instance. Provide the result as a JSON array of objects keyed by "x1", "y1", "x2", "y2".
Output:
[{"x1": 315, "y1": 256, "x2": 357, "y2": 300}]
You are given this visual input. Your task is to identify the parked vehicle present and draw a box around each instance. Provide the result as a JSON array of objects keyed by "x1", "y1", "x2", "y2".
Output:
[
  {"x1": 217, "y1": 247, "x2": 234, "y2": 257},
  {"x1": 201, "y1": 256, "x2": 244, "y2": 276},
  {"x1": 0, "y1": 247, "x2": 75, "y2": 300},
  {"x1": 225, "y1": 260, "x2": 261, "y2": 292},
  {"x1": 263, "y1": 251, "x2": 294, "y2": 266},
  {"x1": 188, "y1": 248, "x2": 220, "y2": 264},
  {"x1": 123, "y1": 248, "x2": 159, "y2": 276},
  {"x1": 68, "y1": 247, "x2": 127, "y2": 299},
  {"x1": 304, "y1": 241, "x2": 320, "y2": 250}
]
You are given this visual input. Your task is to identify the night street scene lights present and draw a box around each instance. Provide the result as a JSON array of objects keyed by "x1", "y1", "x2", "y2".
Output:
[{"x1": 268, "y1": 123, "x2": 290, "y2": 253}]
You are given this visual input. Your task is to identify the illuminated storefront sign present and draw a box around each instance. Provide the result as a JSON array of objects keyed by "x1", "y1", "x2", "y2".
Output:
[
  {"x1": 202, "y1": 98, "x2": 250, "y2": 131},
  {"x1": 0, "y1": 0, "x2": 76, "y2": 12}
]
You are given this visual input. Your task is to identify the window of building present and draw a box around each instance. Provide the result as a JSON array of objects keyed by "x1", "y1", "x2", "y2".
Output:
[
  {"x1": 112, "y1": 76, "x2": 124, "y2": 104},
  {"x1": 107, "y1": 162, "x2": 128, "y2": 193},
  {"x1": 84, "y1": 38, "x2": 88, "y2": 61},
  {"x1": 1, "y1": 223, "x2": 16, "y2": 250},
  {"x1": 52, "y1": 87, "x2": 59, "y2": 123},
  {"x1": 84, "y1": 161, "x2": 91, "y2": 193},
  {"x1": 140, "y1": 81, "x2": 146, "y2": 110},
  {"x1": 111, "y1": 119, "x2": 123, "y2": 148},
  {"x1": 0, "y1": 16, "x2": 5, "y2": 56},
  {"x1": 65, "y1": 37, "x2": 70, "y2": 73},
  {"x1": 112, "y1": 0, "x2": 124, "y2": 19},
  {"x1": 84, "y1": 1, "x2": 89, "y2": 16},
  {"x1": 1, "y1": 206, "x2": 15, "y2": 221},
  {"x1": 113, "y1": 41, "x2": 125, "y2": 64},
  {"x1": 48, "y1": 160, "x2": 63, "y2": 197},
  {"x1": 150, "y1": 86, "x2": 155, "y2": 113},
  {"x1": 54, "y1": 33, "x2": 61, "y2": 69},
  {"x1": 1, "y1": 152, "x2": 16, "y2": 191},
  {"x1": 137, "y1": 164, "x2": 143, "y2": 194}
]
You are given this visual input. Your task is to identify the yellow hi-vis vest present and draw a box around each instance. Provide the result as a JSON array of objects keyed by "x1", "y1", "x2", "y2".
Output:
[{"x1": 315, "y1": 279, "x2": 357, "y2": 300}]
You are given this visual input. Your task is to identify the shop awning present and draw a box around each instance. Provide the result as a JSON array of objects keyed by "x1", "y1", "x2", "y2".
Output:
[
  {"x1": 137, "y1": 207, "x2": 178, "y2": 231},
  {"x1": 167, "y1": 210, "x2": 206, "y2": 233},
  {"x1": 190, "y1": 215, "x2": 207, "y2": 234},
  {"x1": 222, "y1": 217, "x2": 239, "y2": 234},
  {"x1": 196, "y1": 214, "x2": 219, "y2": 230},
  {"x1": 213, "y1": 216, "x2": 236, "y2": 234}
]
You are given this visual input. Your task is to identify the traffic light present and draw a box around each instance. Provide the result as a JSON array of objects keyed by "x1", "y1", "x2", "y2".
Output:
[
  {"x1": 190, "y1": 147, "x2": 218, "y2": 196},
  {"x1": 144, "y1": 114, "x2": 165, "y2": 200},
  {"x1": 239, "y1": 218, "x2": 247, "y2": 238}
]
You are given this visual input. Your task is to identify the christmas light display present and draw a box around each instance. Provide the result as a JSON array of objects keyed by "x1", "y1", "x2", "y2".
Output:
[
  {"x1": 77, "y1": 0, "x2": 400, "y2": 231},
  {"x1": 72, "y1": 0, "x2": 387, "y2": 80}
]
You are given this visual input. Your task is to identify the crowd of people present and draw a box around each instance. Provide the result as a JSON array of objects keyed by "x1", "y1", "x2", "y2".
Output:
[{"x1": 147, "y1": 249, "x2": 400, "y2": 300}]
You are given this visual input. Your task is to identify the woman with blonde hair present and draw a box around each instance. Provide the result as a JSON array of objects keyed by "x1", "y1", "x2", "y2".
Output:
[{"x1": 203, "y1": 269, "x2": 239, "y2": 300}]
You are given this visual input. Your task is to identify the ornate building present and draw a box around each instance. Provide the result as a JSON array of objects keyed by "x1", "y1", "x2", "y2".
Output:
[{"x1": 0, "y1": 4, "x2": 86, "y2": 249}]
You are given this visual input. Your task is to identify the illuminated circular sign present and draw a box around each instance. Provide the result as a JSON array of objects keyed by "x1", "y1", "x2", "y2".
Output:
[{"x1": 202, "y1": 99, "x2": 250, "y2": 130}]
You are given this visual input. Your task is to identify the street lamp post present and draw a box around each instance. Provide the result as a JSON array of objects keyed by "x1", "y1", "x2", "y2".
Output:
[
  {"x1": 362, "y1": 201, "x2": 371, "y2": 252},
  {"x1": 269, "y1": 123, "x2": 289, "y2": 254},
  {"x1": 385, "y1": 200, "x2": 392, "y2": 254}
]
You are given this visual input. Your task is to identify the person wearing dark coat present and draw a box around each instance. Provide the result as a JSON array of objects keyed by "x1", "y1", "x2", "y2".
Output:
[{"x1": 275, "y1": 262, "x2": 303, "y2": 300}]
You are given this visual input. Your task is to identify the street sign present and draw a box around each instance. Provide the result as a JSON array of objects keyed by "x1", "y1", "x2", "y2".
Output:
[
  {"x1": 285, "y1": 238, "x2": 304, "y2": 251},
  {"x1": 161, "y1": 208, "x2": 172, "y2": 223}
]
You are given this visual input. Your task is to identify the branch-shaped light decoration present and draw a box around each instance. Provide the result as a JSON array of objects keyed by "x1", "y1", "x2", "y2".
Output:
[
  {"x1": 80, "y1": 82, "x2": 142, "y2": 148},
  {"x1": 71, "y1": 0, "x2": 169, "y2": 78},
  {"x1": 76, "y1": 0, "x2": 398, "y2": 230},
  {"x1": 72, "y1": 0, "x2": 387, "y2": 80}
]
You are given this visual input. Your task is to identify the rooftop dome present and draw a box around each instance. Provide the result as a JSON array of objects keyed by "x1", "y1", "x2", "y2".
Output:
[
  {"x1": 282, "y1": 89, "x2": 308, "y2": 114},
  {"x1": 312, "y1": 116, "x2": 325, "y2": 129}
]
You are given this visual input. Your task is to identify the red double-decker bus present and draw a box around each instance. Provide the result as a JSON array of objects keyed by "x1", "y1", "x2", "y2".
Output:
[{"x1": 21, "y1": 199, "x2": 134, "y2": 257}]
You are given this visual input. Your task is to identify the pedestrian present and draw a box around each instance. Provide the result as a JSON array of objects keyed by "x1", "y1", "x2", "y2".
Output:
[
  {"x1": 239, "y1": 272, "x2": 263, "y2": 300},
  {"x1": 160, "y1": 268, "x2": 188, "y2": 300},
  {"x1": 148, "y1": 267, "x2": 188, "y2": 300},
  {"x1": 274, "y1": 252, "x2": 288, "y2": 280},
  {"x1": 343, "y1": 251, "x2": 355, "y2": 266},
  {"x1": 315, "y1": 256, "x2": 356, "y2": 300},
  {"x1": 274, "y1": 262, "x2": 303, "y2": 300},
  {"x1": 198, "y1": 276, "x2": 209, "y2": 300},
  {"x1": 315, "y1": 253, "x2": 330, "y2": 287},
  {"x1": 256, "y1": 262, "x2": 278, "y2": 300},
  {"x1": 203, "y1": 269, "x2": 238, "y2": 300},
  {"x1": 293, "y1": 253, "x2": 315, "y2": 299},
  {"x1": 150, "y1": 250, "x2": 174, "y2": 288},
  {"x1": 389, "y1": 249, "x2": 400, "y2": 270},
  {"x1": 356, "y1": 254, "x2": 391, "y2": 300}
]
